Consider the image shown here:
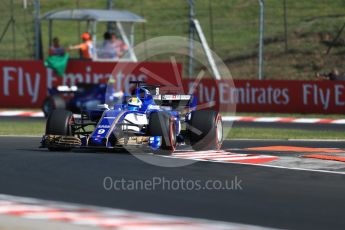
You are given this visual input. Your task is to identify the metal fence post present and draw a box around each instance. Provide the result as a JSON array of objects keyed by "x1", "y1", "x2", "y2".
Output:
[
  {"x1": 34, "y1": 0, "x2": 41, "y2": 59},
  {"x1": 283, "y1": 0, "x2": 288, "y2": 52},
  {"x1": 188, "y1": 0, "x2": 195, "y2": 79},
  {"x1": 258, "y1": 0, "x2": 265, "y2": 80},
  {"x1": 11, "y1": 0, "x2": 16, "y2": 59},
  {"x1": 140, "y1": 0, "x2": 148, "y2": 59},
  {"x1": 208, "y1": 0, "x2": 214, "y2": 50},
  {"x1": 107, "y1": 0, "x2": 113, "y2": 32}
]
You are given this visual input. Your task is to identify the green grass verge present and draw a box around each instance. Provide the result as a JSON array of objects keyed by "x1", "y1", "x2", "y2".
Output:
[
  {"x1": 1, "y1": 120, "x2": 345, "y2": 140},
  {"x1": 233, "y1": 113, "x2": 345, "y2": 119},
  {"x1": 0, "y1": 120, "x2": 45, "y2": 136},
  {"x1": 227, "y1": 128, "x2": 345, "y2": 140}
]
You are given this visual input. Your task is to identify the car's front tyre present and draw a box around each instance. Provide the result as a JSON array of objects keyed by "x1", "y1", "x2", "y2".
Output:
[{"x1": 45, "y1": 109, "x2": 74, "y2": 151}]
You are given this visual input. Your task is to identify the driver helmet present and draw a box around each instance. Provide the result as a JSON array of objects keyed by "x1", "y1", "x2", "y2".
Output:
[{"x1": 127, "y1": 97, "x2": 143, "y2": 111}]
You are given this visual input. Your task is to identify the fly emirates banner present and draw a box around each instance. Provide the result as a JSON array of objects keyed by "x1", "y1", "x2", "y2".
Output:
[{"x1": 0, "y1": 60, "x2": 345, "y2": 114}]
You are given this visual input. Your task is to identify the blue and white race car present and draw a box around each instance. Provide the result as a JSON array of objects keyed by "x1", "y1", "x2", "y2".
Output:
[{"x1": 41, "y1": 81, "x2": 223, "y2": 154}]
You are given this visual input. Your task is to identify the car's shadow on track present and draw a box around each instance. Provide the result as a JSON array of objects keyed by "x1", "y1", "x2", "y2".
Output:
[
  {"x1": 15, "y1": 147, "x2": 133, "y2": 156},
  {"x1": 23, "y1": 147, "x2": 178, "y2": 157}
]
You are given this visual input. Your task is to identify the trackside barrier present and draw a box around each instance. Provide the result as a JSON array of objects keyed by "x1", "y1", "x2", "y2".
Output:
[{"x1": 0, "y1": 60, "x2": 344, "y2": 114}]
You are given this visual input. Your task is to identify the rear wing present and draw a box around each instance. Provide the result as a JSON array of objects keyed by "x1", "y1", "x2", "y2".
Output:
[
  {"x1": 49, "y1": 83, "x2": 106, "y2": 95},
  {"x1": 56, "y1": 85, "x2": 78, "y2": 92},
  {"x1": 153, "y1": 94, "x2": 196, "y2": 110}
]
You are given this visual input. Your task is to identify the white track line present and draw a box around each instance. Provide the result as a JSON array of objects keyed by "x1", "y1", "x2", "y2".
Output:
[
  {"x1": 193, "y1": 158, "x2": 345, "y2": 175},
  {"x1": 331, "y1": 119, "x2": 345, "y2": 124},
  {"x1": 0, "y1": 111, "x2": 24, "y2": 116},
  {"x1": 30, "y1": 112, "x2": 45, "y2": 117},
  {"x1": 171, "y1": 150, "x2": 278, "y2": 163},
  {"x1": 292, "y1": 118, "x2": 321, "y2": 123},
  {"x1": 253, "y1": 117, "x2": 282, "y2": 122},
  {"x1": 222, "y1": 116, "x2": 345, "y2": 124},
  {"x1": 221, "y1": 116, "x2": 242, "y2": 122},
  {"x1": 0, "y1": 194, "x2": 272, "y2": 230}
]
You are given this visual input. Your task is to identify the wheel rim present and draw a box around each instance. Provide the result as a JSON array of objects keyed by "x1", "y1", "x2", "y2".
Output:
[
  {"x1": 68, "y1": 115, "x2": 75, "y2": 136},
  {"x1": 216, "y1": 116, "x2": 223, "y2": 144},
  {"x1": 168, "y1": 118, "x2": 177, "y2": 151}
]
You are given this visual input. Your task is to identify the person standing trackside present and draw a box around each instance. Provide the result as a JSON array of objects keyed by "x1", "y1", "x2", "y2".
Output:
[
  {"x1": 110, "y1": 33, "x2": 128, "y2": 58},
  {"x1": 68, "y1": 32, "x2": 94, "y2": 60},
  {"x1": 48, "y1": 37, "x2": 65, "y2": 56}
]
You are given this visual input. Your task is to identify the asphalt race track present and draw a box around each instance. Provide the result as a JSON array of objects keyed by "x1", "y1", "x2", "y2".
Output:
[{"x1": 1, "y1": 136, "x2": 345, "y2": 229}]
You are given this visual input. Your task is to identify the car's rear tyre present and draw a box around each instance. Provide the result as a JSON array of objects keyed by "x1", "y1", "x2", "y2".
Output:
[
  {"x1": 188, "y1": 110, "x2": 223, "y2": 151},
  {"x1": 42, "y1": 95, "x2": 66, "y2": 118},
  {"x1": 46, "y1": 109, "x2": 74, "y2": 151},
  {"x1": 148, "y1": 112, "x2": 177, "y2": 154}
]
